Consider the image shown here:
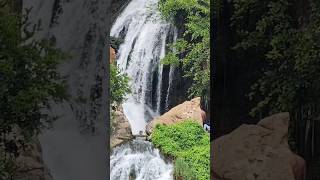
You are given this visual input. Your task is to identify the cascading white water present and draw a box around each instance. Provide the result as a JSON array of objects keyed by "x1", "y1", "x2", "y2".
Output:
[
  {"x1": 164, "y1": 28, "x2": 178, "y2": 111},
  {"x1": 110, "y1": 139, "x2": 172, "y2": 180},
  {"x1": 111, "y1": 0, "x2": 171, "y2": 135},
  {"x1": 110, "y1": 0, "x2": 174, "y2": 179}
]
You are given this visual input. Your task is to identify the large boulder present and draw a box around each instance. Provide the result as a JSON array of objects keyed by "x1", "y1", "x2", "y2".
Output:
[
  {"x1": 146, "y1": 97, "x2": 203, "y2": 135},
  {"x1": 111, "y1": 106, "x2": 133, "y2": 148},
  {"x1": 212, "y1": 112, "x2": 306, "y2": 180}
]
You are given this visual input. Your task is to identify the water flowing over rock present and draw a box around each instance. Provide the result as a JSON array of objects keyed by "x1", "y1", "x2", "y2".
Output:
[
  {"x1": 146, "y1": 97, "x2": 203, "y2": 135},
  {"x1": 212, "y1": 112, "x2": 306, "y2": 180},
  {"x1": 110, "y1": 0, "x2": 174, "y2": 178},
  {"x1": 23, "y1": 1, "x2": 109, "y2": 179},
  {"x1": 110, "y1": 0, "x2": 178, "y2": 135},
  {"x1": 110, "y1": 139, "x2": 173, "y2": 180}
]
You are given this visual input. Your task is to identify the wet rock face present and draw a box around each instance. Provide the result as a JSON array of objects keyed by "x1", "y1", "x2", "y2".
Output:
[
  {"x1": 212, "y1": 112, "x2": 306, "y2": 180},
  {"x1": 146, "y1": 97, "x2": 203, "y2": 135}
]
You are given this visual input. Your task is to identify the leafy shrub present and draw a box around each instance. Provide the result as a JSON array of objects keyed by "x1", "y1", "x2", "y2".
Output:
[
  {"x1": 151, "y1": 120, "x2": 209, "y2": 180},
  {"x1": 158, "y1": 0, "x2": 210, "y2": 98},
  {"x1": 174, "y1": 158, "x2": 197, "y2": 180},
  {"x1": 110, "y1": 63, "x2": 131, "y2": 104}
]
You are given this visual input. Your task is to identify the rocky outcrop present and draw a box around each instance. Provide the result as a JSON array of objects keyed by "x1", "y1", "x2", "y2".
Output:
[
  {"x1": 1, "y1": 127, "x2": 53, "y2": 180},
  {"x1": 13, "y1": 139, "x2": 54, "y2": 180},
  {"x1": 110, "y1": 47, "x2": 116, "y2": 64},
  {"x1": 111, "y1": 106, "x2": 133, "y2": 148},
  {"x1": 212, "y1": 112, "x2": 306, "y2": 180},
  {"x1": 146, "y1": 97, "x2": 203, "y2": 135}
]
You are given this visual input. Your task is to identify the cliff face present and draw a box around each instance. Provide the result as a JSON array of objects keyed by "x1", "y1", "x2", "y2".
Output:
[
  {"x1": 1, "y1": 128, "x2": 54, "y2": 180},
  {"x1": 22, "y1": 1, "x2": 109, "y2": 179},
  {"x1": 110, "y1": 106, "x2": 133, "y2": 148},
  {"x1": 14, "y1": 138, "x2": 54, "y2": 180}
]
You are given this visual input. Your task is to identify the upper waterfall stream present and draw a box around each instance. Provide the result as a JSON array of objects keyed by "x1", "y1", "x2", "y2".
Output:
[{"x1": 110, "y1": 0, "x2": 174, "y2": 179}]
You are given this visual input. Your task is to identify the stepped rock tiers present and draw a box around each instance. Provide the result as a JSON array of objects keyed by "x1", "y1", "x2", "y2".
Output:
[
  {"x1": 111, "y1": 106, "x2": 133, "y2": 148},
  {"x1": 146, "y1": 97, "x2": 203, "y2": 135},
  {"x1": 212, "y1": 112, "x2": 306, "y2": 180}
]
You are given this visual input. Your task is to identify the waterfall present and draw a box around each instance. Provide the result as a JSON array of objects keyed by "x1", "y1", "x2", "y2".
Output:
[
  {"x1": 111, "y1": 0, "x2": 174, "y2": 179},
  {"x1": 165, "y1": 28, "x2": 178, "y2": 111},
  {"x1": 23, "y1": 1, "x2": 109, "y2": 180},
  {"x1": 110, "y1": 139, "x2": 172, "y2": 180},
  {"x1": 111, "y1": 0, "x2": 173, "y2": 135}
]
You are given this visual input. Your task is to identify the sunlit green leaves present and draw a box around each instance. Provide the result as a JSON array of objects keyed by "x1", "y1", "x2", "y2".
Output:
[
  {"x1": 151, "y1": 120, "x2": 209, "y2": 180},
  {"x1": 159, "y1": 0, "x2": 210, "y2": 98},
  {"x1": 110, "y1": 63, "x2": 131, "y2": 104}
]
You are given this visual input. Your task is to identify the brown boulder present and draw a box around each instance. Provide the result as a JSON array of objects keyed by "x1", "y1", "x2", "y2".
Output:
[
  {"x1": 110, "y1": 47, "x2": 116, "y2": 64},
  {"x1": 212, "y1": 112, "x2": 305, "y2": 180},
  {"x1": 146, "y1": 97, "x2": 203, "y2": 135},
  {"x1": 111, "y1": 105, "x2": 133, "y2": 148}
]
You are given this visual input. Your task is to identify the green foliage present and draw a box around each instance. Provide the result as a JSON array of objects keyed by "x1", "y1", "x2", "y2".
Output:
[
  {"x1": 151, "y1": 120, "x2": 209, "y2": 180},
  {"x1": 174, "y1": 158, "x2": 197, "y2": 180},
  {"x1": 0, "y1": 3, "x2": 67, "y2": 140},
  {"x1": 109, "y1": 38, "x2": 130, "y2": 137},
  {"x1": 159, "y1": 0, "x2": 210, "y2": 98},
  {"x1": 110, "y1": 63, "x2": 130, "y2": 137},
  {"x1": 0, "y1": 2, "x2": 67, "y2": 178},
  {"x1": 232, "y1": 0, "x2": 320, "y2": 117},
  {"x1": 110, "y1": 63, "x2": 131, "y2": 104},
  {"x1": 178, "y1": 145, "x2": 210, "y2": 180}
]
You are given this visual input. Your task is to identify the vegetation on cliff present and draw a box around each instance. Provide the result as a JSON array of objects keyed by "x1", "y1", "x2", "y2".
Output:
[
  {"x1": 155, "y1": 1, "x2": 211, "y2": 178},
  {"x1": 159, "y1": 0, "x2": 210, "y2": 99},
  {"x1": 109, "y1": 45, "x2": 130, "y2": 137},
  {"x1": 0, "y1": 2, "x2": 67, "y2": 178},
  {"x1": 110, "y1": 63, "x2": 130, "y2": 105},
  {"x1": 151, "y1": 120, "x2": 210, "y2": 180}
]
